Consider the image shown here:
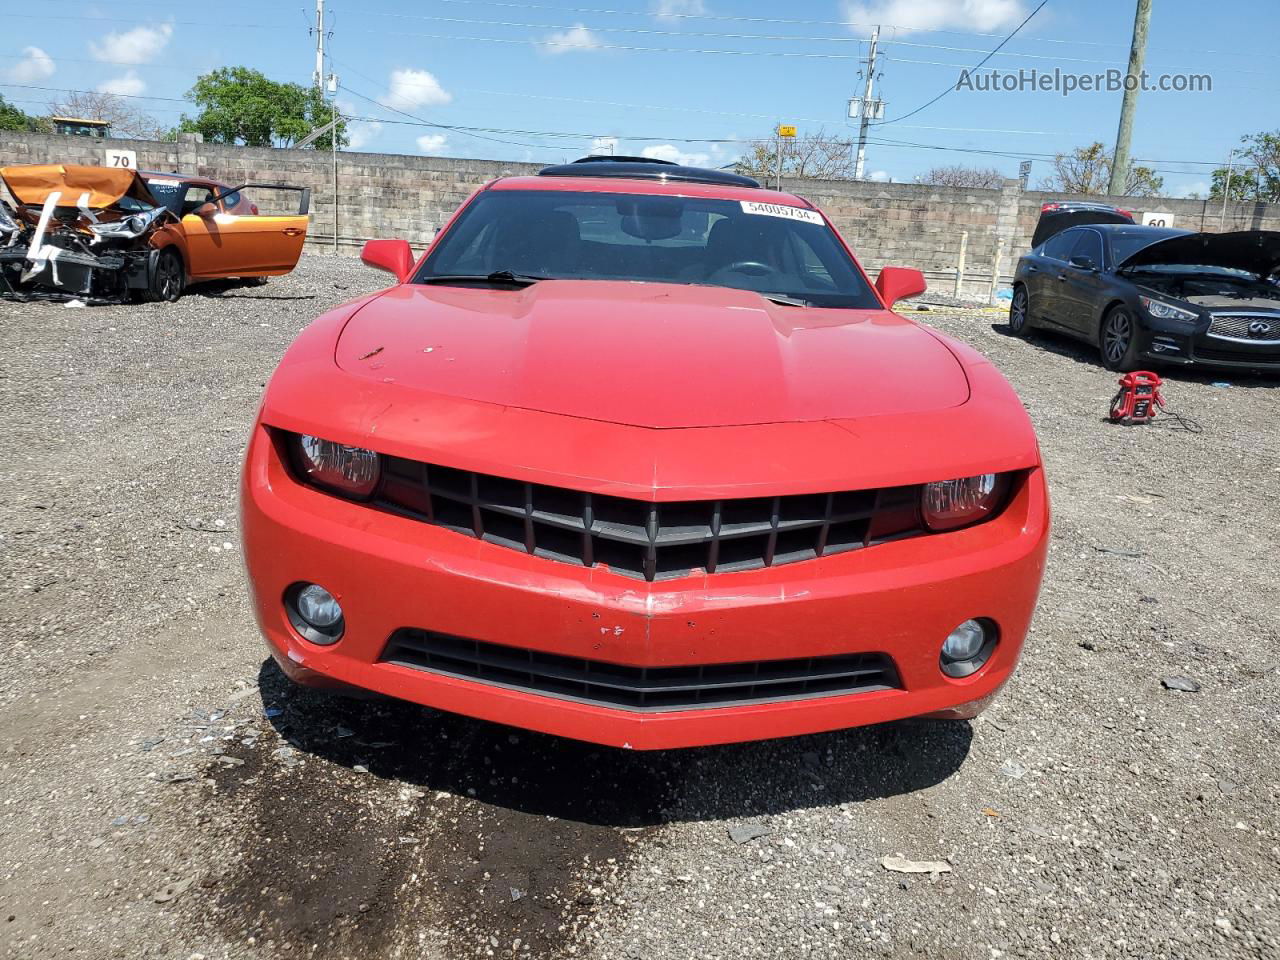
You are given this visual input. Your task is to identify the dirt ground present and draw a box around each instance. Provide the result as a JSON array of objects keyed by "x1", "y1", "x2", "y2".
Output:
[{"x1": 2, "y1": 256, "x2": 1277, "y2": 960}]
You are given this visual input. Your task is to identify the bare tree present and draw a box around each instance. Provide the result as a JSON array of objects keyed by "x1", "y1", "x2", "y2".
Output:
[
  {"x1": 915, "y1": 165, "x2": 1006, "y2": 189},
  {"x1": 46, "y1": 91, "x2": 167, "y2": 140},
  {"x1": 1038, "y1": 141, "x2": 1163, "y2": 198},
  {"x1": 735, "y1": 129, "x2": 860, "y2": 181}
]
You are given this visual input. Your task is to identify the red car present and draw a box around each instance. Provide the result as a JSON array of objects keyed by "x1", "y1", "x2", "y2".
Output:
[{"x1": 241, "y1": 158, "x2": 1049, "y2": 749}]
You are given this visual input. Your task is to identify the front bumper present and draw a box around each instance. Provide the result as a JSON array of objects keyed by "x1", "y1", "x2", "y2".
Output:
[
  {"x1": 0, "y1": 243, "x2": 152, "y2": 304},
  {"x1": 1137, "y1": 317, "x2": 1280, "y2": 371},
  {"x1": 241, "y1": 426, "x2": 1050, "y2": 749}
]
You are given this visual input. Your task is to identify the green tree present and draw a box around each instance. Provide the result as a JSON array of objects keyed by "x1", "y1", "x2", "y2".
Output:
[
  {"x1": 1038, "y1": 142, "x2": 1163, "y2": 198},
  {"x1": 0, "y1": 93, "x2": 49, "y2": 132},
  {"x1": 1210, "y1": 131, "x2": 1280, "y2": 201},
  {"x1": 179, "y1": 67, "x2": 346, "y2": 149}
]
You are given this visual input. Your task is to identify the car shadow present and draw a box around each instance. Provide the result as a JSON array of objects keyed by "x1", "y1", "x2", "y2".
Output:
[
  {"x1": 188, "y1": 278, "x2": 316, "y2": 301},
  {"x1": 255, "y1": 658, "x2": 973, "y2": 827},
  {"x1": 989, "y1": 322, "x2": 1280, "y2": 387}
]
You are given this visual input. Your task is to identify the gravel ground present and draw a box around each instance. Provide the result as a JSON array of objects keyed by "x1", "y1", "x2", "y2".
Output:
[{"x1": 2, "y1": 256, "x2": 1278, "y2": 960}]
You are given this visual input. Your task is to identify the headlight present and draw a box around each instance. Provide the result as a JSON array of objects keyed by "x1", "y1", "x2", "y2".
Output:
[
  {"x1": 921, "y1": 473, "x2": 1008, "y2": 532},
  {"x1": 89, "y1": 207, "x2": 162, "y2": 240},
  {"x1": 1139, "y1": 296, "x2": 1198, "y2": 323},
  {"x1": 290, "y1": 434, "x2": 381, "y2": 498}
]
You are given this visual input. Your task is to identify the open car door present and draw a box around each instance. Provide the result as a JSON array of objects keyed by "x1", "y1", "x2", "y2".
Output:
[{"x1": 180, "y1": 184, "x2": 311, "y2": 279}]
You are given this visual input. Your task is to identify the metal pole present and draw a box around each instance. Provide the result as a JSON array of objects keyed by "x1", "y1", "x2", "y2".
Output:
[
  {"x1": 988, "y1": 237, "x2": 1004, "y2": 304},
  {"x1": 332, "y1": 100, "x2": 338, "y2": 254},
  {"x1": 775, "y1": 134, "x2": 782, "y2": 191},
  {"x1": 854, "y1": 25, "x2": 880, "y2": 181},
  {"x1": 1219, "y1": 149, "x2": 1236, "y2": 231},
  {"x1": 954, "y1": 231, "x2": 968, "y2": 299},
  {"x1": 1107, "y1": 0, "x2": 1152, "y2": 196}
]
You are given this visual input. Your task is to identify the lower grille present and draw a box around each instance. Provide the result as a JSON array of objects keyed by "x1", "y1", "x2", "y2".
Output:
[
  {"x1": 374, "y1": 455, "x2": 924, "y2": 581},
  {"x1": 382, "y1": 628, "x2": 901, "y2": 712},
  {"x1": 1194, "y1": 342, "x2": 1280, "y2": 365}
]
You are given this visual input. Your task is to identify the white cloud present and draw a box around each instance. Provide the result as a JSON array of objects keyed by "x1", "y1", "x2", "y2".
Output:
[
  {"x1": 867, "y1": 170, "x2": 891, "y2": 182},
  {"x1": 642, "y1": 144, "x2": 711, "y2": 168},
  {"x1": 378, "y1": 68, "x2": 452, "y2": 112},
  {"x1": 843, "y1": 0, "x2": 1024, "y2": 33},
  {"x1": 416, "y1": 133, "x2": 449, "y2": 154},
  {"x1": 652, "y1": 0, "x2": 707, "y2": 18},
  {"x1": 334, "y1": 98, "x2": 382, "y2": 150},
  {"x1": 346, "y1": 120, "x2": 383, "y2": 150},
  {"x1": 6, "y1": 46, "x2": 56, "y2": 84},
  {"x1": 590, "y1": 136, "x2": 618, "y2": 155},
  {"x1": 96, "y1": 70, "x2": 146, "y2": 96},
  {"x1": 89, "y1": 23, "x2": 173, "y2": 64},
  {"x1": 542, "y1": 24, "x2": 603, "y2": 54}
]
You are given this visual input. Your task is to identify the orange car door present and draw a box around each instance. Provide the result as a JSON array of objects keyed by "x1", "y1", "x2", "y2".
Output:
[
  {"x1": 177, "y1": 184, "x2": 309, "y2": 278},
  {"x1": 181, "y1": 211, "x2": 309, "y2": 278}
]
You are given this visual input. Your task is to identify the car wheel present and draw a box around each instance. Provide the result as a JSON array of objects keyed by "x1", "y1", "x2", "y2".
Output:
[
  {"x1": 1100, "y1": 305, "x2": 1142, "y2": 372},
  {"x1": 144, "y1": 249, "x2": 185, "y2": 303},
  {"x1": 1008, "y1": 285, "x2": 1031, "y2": 337}
]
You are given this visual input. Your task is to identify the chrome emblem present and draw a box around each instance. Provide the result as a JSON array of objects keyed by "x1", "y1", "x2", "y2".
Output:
[{"x1": 1249, "y1": 320, "x2": 1274, "y2": 336}]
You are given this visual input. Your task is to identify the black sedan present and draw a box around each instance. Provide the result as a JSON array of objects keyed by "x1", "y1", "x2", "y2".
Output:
[{"x1": 1009, "y1": 222, "x2": 1280, "y2": 372}]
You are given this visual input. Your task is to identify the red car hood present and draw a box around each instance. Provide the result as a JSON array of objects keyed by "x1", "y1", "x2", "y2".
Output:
[{"x1": 334, "y1": 281, "x2": 968, "y2": 429}]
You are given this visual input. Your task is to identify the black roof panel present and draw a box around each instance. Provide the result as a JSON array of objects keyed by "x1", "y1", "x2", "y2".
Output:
[{"x1": 538, "y1": 158, "x2": 760, "y2": 189}]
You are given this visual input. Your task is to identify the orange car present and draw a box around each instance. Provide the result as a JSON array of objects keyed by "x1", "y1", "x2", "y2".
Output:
[{"x1": 0, "y1": 163, "x2": 310, "y2": 303}]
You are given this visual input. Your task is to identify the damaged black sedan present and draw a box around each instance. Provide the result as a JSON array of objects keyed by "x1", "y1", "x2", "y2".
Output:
[
  {"x1": 1010, "y1": 219, "x2": 1280, "y2": 373},
  {"x1": 1, "y1": 163, "x2": 309, "y2": 304}
]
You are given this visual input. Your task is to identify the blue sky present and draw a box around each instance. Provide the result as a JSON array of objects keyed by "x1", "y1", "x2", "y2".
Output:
[{"x1": 3, "y1": 0, "x2": 1274, "y2": 197}]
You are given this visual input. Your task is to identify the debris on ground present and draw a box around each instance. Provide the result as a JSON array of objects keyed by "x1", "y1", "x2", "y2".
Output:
[
  {"x1": 727, "y1": 823, "x2": 772, "y2": 844},
  {"x1": 881, "y1": 855, "x2": 952, "y2": 876}
]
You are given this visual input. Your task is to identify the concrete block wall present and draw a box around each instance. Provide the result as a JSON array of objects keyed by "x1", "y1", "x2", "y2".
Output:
[{"x1": 3, "y1": 130, "x2": 1276, "y2": 295}]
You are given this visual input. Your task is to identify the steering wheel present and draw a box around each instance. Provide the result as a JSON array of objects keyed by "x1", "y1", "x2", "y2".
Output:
[{"x1": 709, "y1": 260, "x2": 780, "y2": 282}]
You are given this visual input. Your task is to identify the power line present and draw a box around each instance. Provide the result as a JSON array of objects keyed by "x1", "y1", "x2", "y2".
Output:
[
  {"x1": 31, "y1": 0, "x2": 1280, "y2": 59},
  {"x1": 0, "y1": 79, "x2": 1237, "y2": 173},
  {"x1": 873, "y1": 0, "x2": 1051, "y2": 127}
]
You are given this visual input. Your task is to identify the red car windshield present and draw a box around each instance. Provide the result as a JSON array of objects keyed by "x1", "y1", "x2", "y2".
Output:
[{"x1": 417, "y1": 189, "x2": 880, "y2": 308}]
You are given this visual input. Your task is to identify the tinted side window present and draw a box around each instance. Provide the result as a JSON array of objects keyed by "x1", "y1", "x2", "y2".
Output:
[
  {"x1": 1042, "y1": 229, "x2": 1077, "y2": 262},
  {"x1": 1069, "y1": 231, "x2": 1104, "y2": 268},
  {"x1": 180, "y1": 186, "x2": 217, "y2": 217}
]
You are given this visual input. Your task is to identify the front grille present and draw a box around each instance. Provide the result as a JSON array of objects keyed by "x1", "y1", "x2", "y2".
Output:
[
  {"x1": 375, "y1": 456, "x2": 924, "y2": 581},
  {"x1": 1194, "y1": 342, "x2": 1280, "y2": 365},
  {"x1": 382, "y1": 628, "x2": 901, "y2": 712},
  {"x1": 1207, "y1": 313, "x2": 1280, "y2": 344}
]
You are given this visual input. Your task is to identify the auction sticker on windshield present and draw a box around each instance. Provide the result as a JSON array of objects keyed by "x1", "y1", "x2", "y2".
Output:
[{"x1": 740, "y1": 201, "x2": 825, "y2": 225}]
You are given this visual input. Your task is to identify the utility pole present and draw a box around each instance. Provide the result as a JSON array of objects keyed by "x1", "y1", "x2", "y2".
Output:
[
  {"x1": 853, "y1": 25, "x2": 880, "y2": 181},
  {"x1": 312, "y1": 0, "x2": 326, "y2": 90},
  {"x1": 1219, "y1": 148, "x2": 1236, "y2": 231},
  {"x1": 310, "y1": 0, "x2": 337, "y2": 252},
  {"x1": 1107, "y1": 0, "x2": 1152, "y2": 196}
]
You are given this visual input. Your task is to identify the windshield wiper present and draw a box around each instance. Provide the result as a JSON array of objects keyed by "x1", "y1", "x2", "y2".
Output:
[
  {"x1": 759, "y1": 292, "x2": 813, "y2": 307},
  {"x1": 420, "y1": 270, "x2": 550, "y2": 287}
]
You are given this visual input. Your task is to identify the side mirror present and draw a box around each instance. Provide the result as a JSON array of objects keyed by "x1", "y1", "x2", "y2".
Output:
[
  {"x1": 1069, "y1": 255, "x2": 1097, "y2": 272},
  {"x1": 194, "y1": 202, "x2": 217, "y2": 218},
  {"x1": 875, "y1": 266, "x2": 927, "y2": 307},
  {"x1": 360, "y1": 238, "x2": 415, "y2": 282}
]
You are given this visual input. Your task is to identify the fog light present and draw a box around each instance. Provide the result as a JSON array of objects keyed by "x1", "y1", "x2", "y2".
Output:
[
  {"x1": 286, "y1": 582, "x2": 344, "y2": 645},
  {"x1": 940, "y1": 618, "x2": 996, "y2": 678}
]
